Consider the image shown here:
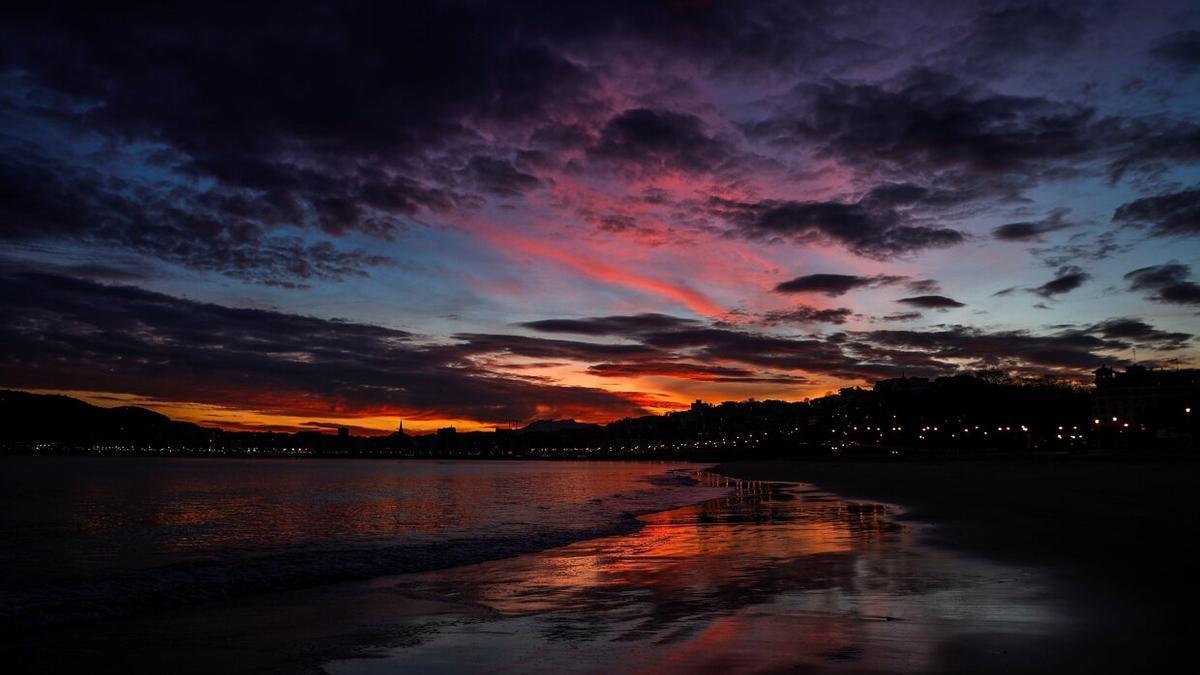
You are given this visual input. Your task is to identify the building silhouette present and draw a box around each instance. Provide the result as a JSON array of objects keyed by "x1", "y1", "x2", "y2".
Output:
[
  {"x1": 436, "y1": 426, "x2": 458, "y2": 451},
  {"x1": 1093, "y1": 365, "x2": 1198, "y2": 442}
]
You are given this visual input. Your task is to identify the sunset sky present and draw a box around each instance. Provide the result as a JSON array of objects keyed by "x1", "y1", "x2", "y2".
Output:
[{"x1": 2, "y1": 1, "x2": 1199, "y2": 433}]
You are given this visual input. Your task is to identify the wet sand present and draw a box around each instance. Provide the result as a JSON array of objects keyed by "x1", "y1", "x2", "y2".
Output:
[
  {"x1": 715, "y1": 457, "x2": 1200, "y2": 672},
  {"x1": 321, "y1": 476, "x2": 1079, "y2": 675}
]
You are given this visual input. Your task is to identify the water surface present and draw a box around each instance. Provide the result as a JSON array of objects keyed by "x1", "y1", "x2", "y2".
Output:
[{"x1": 0, "y1": 457, "x2": 719, "y2": 628}]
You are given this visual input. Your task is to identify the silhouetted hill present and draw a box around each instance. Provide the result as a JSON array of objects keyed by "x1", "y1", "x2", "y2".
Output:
[
  {"x1": 0, "y1": 390, "x2": 207, "y2": 444},
  {"x1": 517, "y1": 419, "x2": 601, "y2": 434}
]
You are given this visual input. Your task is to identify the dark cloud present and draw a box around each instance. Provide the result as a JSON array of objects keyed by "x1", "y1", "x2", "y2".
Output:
[
  {"x1": 47, "y1": 262, "x2": 155, "y2": 283},
  {"x1": 0, "y1": 2, "x2": 593, "y2": 239},
  {"x1": 992, "y1": 210, "x2": 1074, "y2": 241},
  {"x1": 1031, "y1": 266, "x2": 1090, "y2": 298},
  {"x1": 0, "y1": 2, "x2": 599, "y2": 162},
  {"x1": 515, "y1": 311, "x2": 920, "y2": 383},
  {"x1": 589, "y1": 108, "x2": 733, "y2": 174},
  {"x1": 758, "y1": 306, "x2": 854, "y2": 326},
  {"x1": 896, "y1": 295, "x2": 966, "y2": 309},
  {"x1": 858, "y1": 182, "x2": 935, "y2": 207},
  {"x1": 638, "y1": 326, "x2": 853, "y2": 374},
  {"x1": 586, "y1": 362, "x2": 804, "y2": 384},
  {"x1": 0, "y1": 155, "x2": 392, "y2": 287},
  {"x1": 1125, "y1": 263, "x2": 1200, "y2": 305},
  {"x1": 856, "y1": 180, "x2": 983, "y2": 212},
  {"x1": 475, "y1": 321, "x2": 857, "y2": 382},
  {"x1": 0, "y1": 2, "x2": 611, "y2": 283},
  {"x1": 1030, "y1": 230, "x2": 1127, "y2": 269},
  {"x1": 520, "y1": 313, "x2": 699, "y2": 336},
  {"x1": 516, "y1": 313, "x2": 867, "y2": 378},
  {"x1": 861, "y1": 326, "x2": 1118, "y2": 371},
  {"x1": 993, "y1": 221, "x2": 1059, "y2": 241},
  {"x1": 451, "y1": 333, "x2": 656, "y2": 362},
  {"x1": 878, "y1": 312, "x2": 923, "y2": 322},
  {"x1": 1106, "y1": 120, "x2": 1200, "y2": 182},
  {"x1": 751, "y1": 69, "x2": 1098, "y2": 173},
  {"x1": 774, "y1": 273, "x2": 906, "y2": 296},
  {"x1": 905, "y1": 279, "x2": 942, "y2": 294},
  {"x1": 520, "y1": 312, "x2": 917, "y2": 379},
  {"x1": 1112, "y1": 188, "x2": 1200, "y2": 237},
  {"x1": 717, "y1": 195, "x2": 965, "y2": 259},
  {"x1": 941, "y1": 4, "x2": 1088, "y2": 76},
  {"x1": 852, "y1": 312, "x2": 1194, "y2": 374},
  {"x1": 0, "y1": 272, "x2": 649, "y2": 423},
  {"x1": 463, "y1": 157, "x2": 541, "y2": 197},
  {"x1": 753, "y1": 66, "x2": 1200, "y2": 188},
  {"x1": 1088, "y1": 318, "x2": 1192, "y2": 349},
  {"x1": 1150, "y1": 30, "x2": 1200, "y2": 71}
]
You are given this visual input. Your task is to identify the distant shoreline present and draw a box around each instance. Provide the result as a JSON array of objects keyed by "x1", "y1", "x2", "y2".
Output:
[{"x1": 6, "y1": 447, "x2": 1199, "y2": 462}]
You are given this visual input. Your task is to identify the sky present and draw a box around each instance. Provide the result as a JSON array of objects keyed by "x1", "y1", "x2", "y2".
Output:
[{"x1": 1, "y1": 0, "x2": 1199, "y2": 434}]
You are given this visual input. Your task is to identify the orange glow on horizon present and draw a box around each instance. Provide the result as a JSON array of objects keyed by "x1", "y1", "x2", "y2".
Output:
[
  {"x1": 23, "y1": 389, "x2": 496, "y2": 436},
  {"x1": 23, "y1": 360, "x2": 861, "y2": 434}
]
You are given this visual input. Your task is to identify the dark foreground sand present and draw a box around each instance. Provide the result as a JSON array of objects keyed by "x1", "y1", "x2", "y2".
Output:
[{"x1": 715, "y1": 457, "x2": 1200, "y2": 672}]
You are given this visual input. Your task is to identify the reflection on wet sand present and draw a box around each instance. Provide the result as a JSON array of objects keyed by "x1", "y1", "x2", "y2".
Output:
[{"x1": 328, "y1": 473, "x2": 1068, "y2": 674}]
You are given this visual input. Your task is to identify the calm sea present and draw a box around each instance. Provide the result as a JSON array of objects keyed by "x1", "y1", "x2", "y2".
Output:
[{"x1": 0, "y1": 457, "x2": 725, "y2": 630}]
